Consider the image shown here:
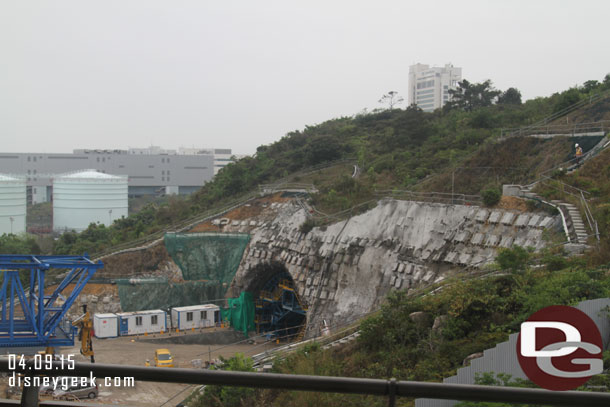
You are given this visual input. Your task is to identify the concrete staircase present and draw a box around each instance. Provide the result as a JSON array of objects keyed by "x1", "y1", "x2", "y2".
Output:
[
  {"x1": 552, "y1": 200, "x2": 589, "y2": 244},
  {"x1": 502, "y1": 187, "x2": 579, "y2": 248}
]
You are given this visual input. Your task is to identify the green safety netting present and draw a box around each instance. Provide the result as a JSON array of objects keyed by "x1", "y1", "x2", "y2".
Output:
[
  {"x1": 116, "y1": 278, "x2": 226, "y2": 312},
  {"x1": 164, "y1": 232, "x2": 250, "y2": 282},
  {"x1": 221, "y1": 292, "x2": 255, "y2": 337}
]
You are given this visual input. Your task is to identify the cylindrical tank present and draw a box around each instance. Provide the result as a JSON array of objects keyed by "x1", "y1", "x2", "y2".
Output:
[
  {"x1": 53, "y1": 170, "x2": 128, "y2": 232},
  {"x1": 0, "y1": 174, "x2": 26, "y2": 235}
]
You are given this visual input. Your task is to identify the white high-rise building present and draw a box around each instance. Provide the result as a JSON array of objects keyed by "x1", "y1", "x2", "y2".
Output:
[{"x1": 408, "y1": 63, "x2": 462, "y2": 112}]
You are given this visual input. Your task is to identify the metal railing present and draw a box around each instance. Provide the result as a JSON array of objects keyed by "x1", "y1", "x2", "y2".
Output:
[
  {"x1": 526, "y1": 178, "x2": 600, "y2": 242},
  {"x1": 502, "y1": 89, "x2": 610, "y2": 138},
  {"x1": 90, "y1": 192, "x2": 259, "y2": 260},
  {"x1": 375, "y1": 190, "x2": 482, "y2": 206},
  {"x1": 581, "y1": 191, "x2": 600, "y2": 242},
  {"x1": 501, "y1": 120, "x2": 609, "y2": 139},
  {"x1": 3, "y1": 360, "x2": 610, "y2": 407},
  {"x1": 258, "y1": 183, "x2": 318, "y2": 195},
  {"x1": 88, "y1": 158, "x2": 356, "y2": 261}
]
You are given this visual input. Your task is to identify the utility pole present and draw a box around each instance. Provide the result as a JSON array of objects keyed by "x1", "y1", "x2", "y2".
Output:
[{"x1": 451, "y1": 172, "x2": 455, "y2": 204}]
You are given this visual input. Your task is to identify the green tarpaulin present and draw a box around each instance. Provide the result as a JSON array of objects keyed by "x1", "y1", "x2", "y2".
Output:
[
  {"x1": 164, "y1": 232, "x2": 250, "y2": 282},
  {"x1": 222, "y1": 292, "x2": 255, "y2": 337},
  {"x1": 116, "y1": 278, "x2": 226, "y2": 312}
]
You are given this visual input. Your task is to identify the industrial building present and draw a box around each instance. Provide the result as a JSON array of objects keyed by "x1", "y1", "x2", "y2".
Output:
[
  {"x1": 0, "y1": 174, "x2": 26, "y2": 235},
  {"x1": 53, "y1": 170, "x2": 128, "y2": 232},
  {"x1": 0, "y1": 146, "x2": 235, "y2": 204},
  {"x1": 408, "y1": 63, "x2": 462, "y2": 112}
]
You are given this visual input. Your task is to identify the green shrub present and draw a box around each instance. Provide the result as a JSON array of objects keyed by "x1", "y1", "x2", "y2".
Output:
[
  {"x1": 542, "y1": 254, "x2": 568, "y2": 271},
  {"x1": 299, "y1": 219, "x2": 318, "y2": 235},
  {"x1": 481, "y1": 188, "x2": 501, "y2": 206},
  {"x1": 496, "y1": 245, "x2": 530, "y2": 271},
  {"x1": 189, "y1": 354, "x2": 255, "y2": 407}
]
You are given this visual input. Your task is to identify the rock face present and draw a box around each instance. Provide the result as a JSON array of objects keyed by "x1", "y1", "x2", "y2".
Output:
[{"x1": 227, "y1": 198, "x2": 558, "y2": 339}]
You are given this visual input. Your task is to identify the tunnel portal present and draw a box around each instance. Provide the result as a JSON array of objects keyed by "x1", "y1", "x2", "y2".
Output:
[{"x1": 254, "y1": 269, "x2": 307, "y2": 340}]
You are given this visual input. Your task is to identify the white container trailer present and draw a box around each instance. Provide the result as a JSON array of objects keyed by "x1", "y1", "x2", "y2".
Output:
[
  {"x1": 93, "y1": 313, "x2": 119, "y2": 338},
  {"x1": 171, "y1": 304, "x2": 220, "y2": 330},
  {"x1": 116, "y1": 310, "x2": 167, "y2": 336}
]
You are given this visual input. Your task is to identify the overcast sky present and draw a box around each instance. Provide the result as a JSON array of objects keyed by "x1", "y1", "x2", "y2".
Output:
[{"x1": 1, "y1": 1, "x2": 609, "y2": 155}]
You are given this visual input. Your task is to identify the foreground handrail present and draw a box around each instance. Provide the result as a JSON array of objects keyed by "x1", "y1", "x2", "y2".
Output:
[{"x1": 3, "y1": 360, "x2": 610, "y2": 407}]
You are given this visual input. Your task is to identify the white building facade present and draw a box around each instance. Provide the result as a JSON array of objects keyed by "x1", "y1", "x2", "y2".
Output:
[{"x1": 408, "y1": 63, "x2": 462, "y2": 112}]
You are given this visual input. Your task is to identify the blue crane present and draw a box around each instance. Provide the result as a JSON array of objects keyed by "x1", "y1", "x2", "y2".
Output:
[{"x1": 0, "y1": 254, "x2": 102, "y2": 348}]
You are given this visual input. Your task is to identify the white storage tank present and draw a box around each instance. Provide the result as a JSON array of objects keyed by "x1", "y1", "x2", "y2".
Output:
[
  {"x1": 93, "y1": 313, "x2": 119, "y2": 338},
  {"x1": 53, "y1": 170, "x2": 128, "y2": 232},
  {"x1": 0, "y1": 174, "x2": 26, "y2": 235},
  {"x1": 171, "y1": 304, "x2": 220, "y2": 330},
  {"x1": 116, "y1": 310, "x2": 167, "y2": 336}
]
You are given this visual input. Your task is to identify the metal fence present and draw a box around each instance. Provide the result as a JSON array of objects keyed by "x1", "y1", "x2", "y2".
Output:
[
  {"x1": 375, "y1": 190, "x2": 482, "y2": 206},
  {"x1": 501, "y1": 120, "x2": 609, "y2": 139},
  {"x1": 3, "y1": 359, "x2": 610, "y2": 407},
  {"x1": 501, "y1": 89, "x2": 610, "y2": 138}
]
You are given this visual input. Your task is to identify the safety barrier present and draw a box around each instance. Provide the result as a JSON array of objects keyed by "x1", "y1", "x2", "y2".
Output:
[{"x1": 4, "y1": 360, "x2": 610, "y2": 407}]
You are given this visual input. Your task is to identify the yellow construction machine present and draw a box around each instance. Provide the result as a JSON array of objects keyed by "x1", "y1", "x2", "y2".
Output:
[{"x1": 72, "y1": 305, "x2": 95, "y2": 363}]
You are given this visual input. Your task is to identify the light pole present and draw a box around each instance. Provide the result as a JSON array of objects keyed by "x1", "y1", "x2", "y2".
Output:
[
  {"x1": 9, "y1": 216, "x2": 14, "y2": 234},
  {"x1": 108, "y1": 209, "x2": 112, "y2": 226}
]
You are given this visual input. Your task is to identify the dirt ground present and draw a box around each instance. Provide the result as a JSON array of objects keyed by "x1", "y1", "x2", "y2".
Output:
[
  {"x1": 188, "y1": 193, "x2": 291, "y2": 233},
  {"x1": 45, "y1": 283, "x2": 118, "y2": 298},
  {"x1": 496, "y1": 196, "x2": 529, "y2": 212},
  {"x1": 2, "y1": 329, "x2": 279, "y2": 406}
]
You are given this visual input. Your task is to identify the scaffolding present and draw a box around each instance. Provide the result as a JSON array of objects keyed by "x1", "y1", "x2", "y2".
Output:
[{"x1": 255, "y1": 272, "x2": 307, "y2": 340}]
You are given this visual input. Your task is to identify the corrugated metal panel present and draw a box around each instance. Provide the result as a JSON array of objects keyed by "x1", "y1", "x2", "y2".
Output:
[{"x1": 416, "y1": 298, "x2": 610, "y2": 407}]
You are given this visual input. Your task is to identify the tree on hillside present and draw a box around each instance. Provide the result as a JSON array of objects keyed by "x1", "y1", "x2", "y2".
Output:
[
  {"x1": 552, "y1": 87, "x2": 581, "y2": 114},
  {"x1": 378, "y1": 91, "x2": 404, "y2": 110},
  {"x1": 497, "y1": 87, "x2": 522, "y2": 105},
  {"x1": 447, "y1": 80, "x2": 501, "y2": 111},
  {"x1": 582, "y1": 80, "x2": 600, "y2": 93}
]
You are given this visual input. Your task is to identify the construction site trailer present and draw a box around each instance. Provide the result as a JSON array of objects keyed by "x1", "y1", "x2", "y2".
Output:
[
  {"x1": 116, "y1": 310, "x2": 167, "y2": 336},
  {"x1": 171, "y1": 304, "x2": 220, "y2": 330},
  {"x1": 93, "y1": 313, "x2": 119, "y2": 338}
]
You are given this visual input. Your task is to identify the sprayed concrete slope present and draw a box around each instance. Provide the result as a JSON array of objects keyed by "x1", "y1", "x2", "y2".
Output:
[{"x1": 227, "y1": 198, "x2": 558, "y2": 338}]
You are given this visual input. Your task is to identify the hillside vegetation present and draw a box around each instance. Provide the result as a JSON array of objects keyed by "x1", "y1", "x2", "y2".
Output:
[{"x1": 1, "y1": 76, "x2": 608, "y2": 257}]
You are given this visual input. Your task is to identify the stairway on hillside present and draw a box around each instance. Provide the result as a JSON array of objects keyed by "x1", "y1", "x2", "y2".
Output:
[
  {"x1": 514, "y1": 133, "x2": 610, "y2": 245},
  {"x1": 552, "y1": 200, "x2": 589, "y2": 243},
  {"x1": 518, "y1": 184, "x2": 589, "y2": 245}
]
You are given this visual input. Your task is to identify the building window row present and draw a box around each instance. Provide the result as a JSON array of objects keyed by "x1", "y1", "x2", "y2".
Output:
[
  {"x1": 416, "y1": 89, "x2": 435, "y2": 96},
  {"x1": 416, "y1": 95, "x2": 435, "y2": 103},
  {"x1": 416, "y1": 80, "x2": 435, "y2": 89}
]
